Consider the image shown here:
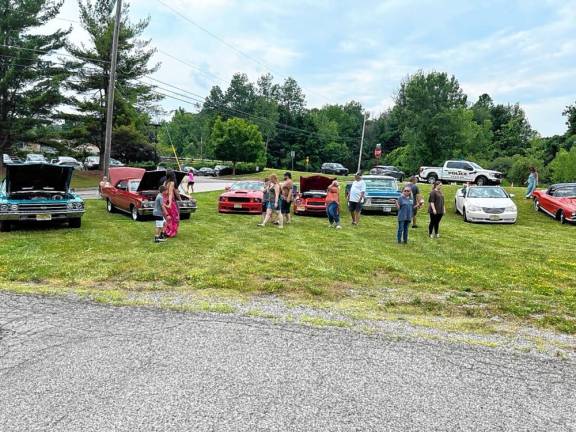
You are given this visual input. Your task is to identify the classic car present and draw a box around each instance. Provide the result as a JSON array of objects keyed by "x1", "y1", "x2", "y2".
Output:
[
  {"x1": 294, "y1": 175, "x2": 335, "y2": 216},
  {"x1": 455, "y1": 185, "x2": 517, "y2": 223},
  {"x1": 214, "y1": 165, "x2": 232, "y2": 176},
  {"x1": 25, "y1": 153, "x2": 48, "y2": 163},
  {"x1": 369, "y1": 165, "x2": 405, "y2": 181},
  {"x1": 345, "y1": 175, "x2": 400, "y2": 214},
  {"x1": 218, "y1": 181, "x2": 264, "y2": 214},
  {"x1": 320, "y1": 162, "x2": 349, "y2": 176},
  {"x1": 532, "y1": 183, "x2": 576, "y2": 224},
  {"x1": 100, "y1": 167, "x2": 197, "y2": 221},
  {"x1": 0, "y1": 163, "x2": 85, "y2": 231},
  {"x1": 50, "y1": 156, "x2": 84, "y2": 170}
]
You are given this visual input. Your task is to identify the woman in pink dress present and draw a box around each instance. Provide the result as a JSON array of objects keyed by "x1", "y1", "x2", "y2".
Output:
[{"x1": 163, "y1": 170, "x2": 181, "y2": 237}]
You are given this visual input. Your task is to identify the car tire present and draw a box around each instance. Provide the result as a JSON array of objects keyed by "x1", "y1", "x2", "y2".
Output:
[
  {"x1": 69, "y1": 218, "x2": 81, "y2": 228},
  {"x1": 475, "y1": 176, "x2": 487, "y2": 186},
  {"x1": 106, "y1": 199, "x2": 115, "y2": 213},
  {"x1": 533, "y1": 199, "x2": 540, "y2": 212},
  {"x1": 131, "y1": 206, "x2": 140, "y2": 221},
  {"x1": 454, "y1": 200, "x2": 459, "y2": 214},
  {"x1": 180, "y1": 213, "x2": 191, "y2": 220},
  {"x1": 559, "y1": 211, "x2": 567, "y2": 224},
  {"x1": 0, "y1": 221, "x2": 11, "y2": 232},
  {"x1": 463, "y1": 207, "x2": 469, "y2": 222},
  {"x1": 427, "y1": 174, "x2": 438, "y2": 184}
]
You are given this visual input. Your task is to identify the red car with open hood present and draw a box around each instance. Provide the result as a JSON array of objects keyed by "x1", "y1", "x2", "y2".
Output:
[
  {"x1": 218, "y1": 180, "x2": 264, "y2": 214},
  {"x1": 100, "y1": 167, "x2": 197, "y2": 221},
  {"x1": 532, "y1": 183, "x2": 576, "y2": 224},
  {"x1": 293, "y1": 175, "x2": 336, "y2": 216}
]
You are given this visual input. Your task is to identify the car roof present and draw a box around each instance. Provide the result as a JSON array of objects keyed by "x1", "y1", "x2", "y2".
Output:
[{"x1": 550, "y1": 183, "x2": 576, "y2": 188}]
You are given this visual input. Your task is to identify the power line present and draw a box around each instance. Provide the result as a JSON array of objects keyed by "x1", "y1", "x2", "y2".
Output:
[{"x1": 0, "y1": 43, "x2": 110, "y2": 65}]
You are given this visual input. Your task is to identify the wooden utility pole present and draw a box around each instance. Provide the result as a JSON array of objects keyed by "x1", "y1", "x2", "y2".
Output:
[{"x1": 356, "y1": 112, "x2": 367, "y2": 173}]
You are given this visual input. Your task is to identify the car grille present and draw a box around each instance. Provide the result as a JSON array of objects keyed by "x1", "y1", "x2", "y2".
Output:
[
  {"x1": 227, "y1": 197, "x2": 250, "y2": 203},
  {"x1": 370, "y1": 198, "x2": 397, "y2": 205},
  {"x1": 17, "y1": 203, "x2": 69, "y2": 213},
  {"x1": 307, "y1": 201, "x2": 325, "y2": 207},
  {"x1": 482, "y1": 207, "x2": 504, "y2": 214}
]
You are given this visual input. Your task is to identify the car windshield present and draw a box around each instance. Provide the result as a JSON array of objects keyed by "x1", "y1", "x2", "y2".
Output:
[
  {"x1": 129, "y1": 180, "x2": 140, "y2": 192},
  {"x1": 27, "y1": 155, "x2": 44, "y2": 161},
  {"x1": 470, "y1": 162, "x2": 483, "y2": 170},
  {"x1": 467, "y1": 187, "x2": 507, "y2": 198},
  {"x1": 365, "y1": 179, "x2": 396, "y2": 189},
  {"x1": 334, "y1": 163, "x2": 344, "y2": 168},
  {"x1": 555, "y1": 186, "x2": 576, "y2": 197},
  {"x1": 230, "y1": 181, "x2": 262, "y2": 191}
]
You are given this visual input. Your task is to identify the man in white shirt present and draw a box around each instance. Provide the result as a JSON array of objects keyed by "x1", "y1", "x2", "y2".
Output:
[{"x1": 346, "y1": 172, "x2": 366, "y2": 226}]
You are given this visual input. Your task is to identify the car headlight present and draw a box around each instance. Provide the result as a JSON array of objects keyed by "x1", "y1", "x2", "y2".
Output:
[
  {"x1": 0, "y1": 204, "x2": 8, "y2": 212},
  {"x1": 468, "y1": 205, "x2": 482, "y2": 212},
  {"x1": 67, "y1": 202, "x2": 74, "y2": 209},
  {"x1": 10, "y1": 204, "x2": 18, "y2": 212},
  {"x1": 505, "y1": 206, "x2": 516, "y2": 212}
]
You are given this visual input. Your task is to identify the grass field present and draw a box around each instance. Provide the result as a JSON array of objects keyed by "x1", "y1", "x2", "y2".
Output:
[
  {"x1": 70, "y1": 170, "x2": 102, "y2": 189},
  {"x1": 0, "y1": 183, "x2": 575, "y2": 335}
]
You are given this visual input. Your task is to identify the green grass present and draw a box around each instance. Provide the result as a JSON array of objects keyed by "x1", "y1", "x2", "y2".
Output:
[
  {"x1": 71, "y1": 170, "x2": 102, "y2": 189},
  {"x1": 0, "y1": 184, "x2": 575, "y2": 334}
]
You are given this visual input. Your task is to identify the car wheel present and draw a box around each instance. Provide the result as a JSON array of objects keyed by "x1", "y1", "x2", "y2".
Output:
[
  {"x1": 69, "y1": 218, "x2": 81, "y2": 228},
  {"x1": 475, "y1": 176, "x2": 487, "y2": 186},
  {"x1": 427, "y1": 174, "x2": 437, "y2": 184},
  {"x1": 180, "y1": 212, "x2": 191, "y2": 220},
  {"x1": 106, "y1": 199, "x2": 115, "y2": 213},
  {"x1": 454, "y1": 200, "x2": 459, "y2": 214},
  {"x1": 131, "y1": 206, "x2": 140, "y2": 221},
  {"x1": 0, "y1": 221, "x2": 11, "y2": 232},
  {"x1": 533, "y1": 199, "x2": 540, "y2": 212},
  {"x1": 463, "y1": 207, "x2": 468, "y2": 222},
  {"x1": 559, "y1": 211, "x2": 567, "y2": 224}
]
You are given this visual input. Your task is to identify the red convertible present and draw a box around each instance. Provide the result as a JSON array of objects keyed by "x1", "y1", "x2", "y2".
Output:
[
  {"x1": 533, "y1": 183, "x2": 576, "y2": 224},
  {"x1": 218, "y1": 181, "x2": 263, "y2": 214},
  {"x1": 100, "y1": 167, "x2": 197, "y2": 221},
  {"x1": 294, "y1": 175, "x2": 335, "y2": 216}
]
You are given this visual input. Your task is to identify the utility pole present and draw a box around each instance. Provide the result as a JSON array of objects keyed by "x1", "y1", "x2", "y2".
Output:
[
  {"x1": 356, "y1": 112, "x2": 367, "y2": 174},
  {"x1": 102, "y1": 0, "x2": 123, "y2": 178}
]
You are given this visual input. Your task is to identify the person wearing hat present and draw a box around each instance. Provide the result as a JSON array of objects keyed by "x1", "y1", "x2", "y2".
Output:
[
  {"x1": 347, "y1": 172, "x2": 366, "y2": 226},
  {"x1": 325, "y1": 180, "x2": 342, "y2": 229},
  {"x1": 280, "y1": 171, "x2": 294, "y2": 224}
]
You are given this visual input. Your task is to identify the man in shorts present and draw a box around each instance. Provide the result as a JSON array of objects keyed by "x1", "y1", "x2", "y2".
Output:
[
  {"x1": 280, "y1": 172, "x2": 294, "y2": 224},
  {"x1": 347, "y1": 172, "x2": 366, "y2": 226}
]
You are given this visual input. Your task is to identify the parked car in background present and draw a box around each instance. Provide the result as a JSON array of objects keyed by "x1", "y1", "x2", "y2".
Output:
[
  {"x1": 321, "y1": 162, "x2": 349, "y2": 176},
  {"x1": 100, "y1": 167, "x2": 197, "y2": 221},
  {"x1": 218, "y1": 181, "x2": 263, "y2": 214},
  {"x1": 346, "y1": 175, "x2": 400, "y2": 214},
  {"x1": 25, "y1": 153, "x2": 48, "y2": 163},
  {"x1": 51, "y1": 156, "x2": 84, "y2": 170},
  {"x1": 198, "y1": 167, "x2": 216, "y2": 176},
  {"x1": 214, "y1": 165, "x2": 232, "y2": 176},
  {"x1": 532, "y1": 183, "x2": 576, "y2": 224},
  {"x1": 3, "y1": 154, "x2": 13, "y2": 165},
  {"x1": 418, "y1": 160, "x2": 503, "y2": 185},
  {"x1": 0, "y1": 163, "x2": 85, "y2": 231},
  {"x1": 84, "y1": 156, "x2": 124, "y2": 170},
  {"x1": 369, "y1": 165, "x2": 405, "y2": 181},
  {"x1": 455, "y1": 186, "x2": 517, "y2": 223},
  {"x1": 294, "y1": 175, "x2": 335, "y2": 216},
  {"x1": 182, "y1": 166, "x2": 199, "y2": 175}
]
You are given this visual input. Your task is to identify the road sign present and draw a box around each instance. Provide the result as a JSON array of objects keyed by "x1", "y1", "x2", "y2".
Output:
[{"x1": 290, "y1": 150, "x2": 295, "y2": 159}]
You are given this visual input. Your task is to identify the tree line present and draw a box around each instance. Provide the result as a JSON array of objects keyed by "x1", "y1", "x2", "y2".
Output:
[{"x1": 1, "y1": 0, "x2": 575, "y2": 184}]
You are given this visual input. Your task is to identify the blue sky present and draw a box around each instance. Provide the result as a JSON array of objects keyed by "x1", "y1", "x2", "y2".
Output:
[{"x1": 54, "y1": 0, "x2": 576, "y2": 136}]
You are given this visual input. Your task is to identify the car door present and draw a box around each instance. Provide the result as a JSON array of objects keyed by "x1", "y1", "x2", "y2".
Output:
[
  {"x1": 539, "y1": 187, "x2": 556, "y2": 215},
  {"x1": 461, "y1": 163, "x2": 476, "y2": 182},
  {"x1": 113, "y1": 180, "x2": 130, "y2": 210},
  {"x1": 455, "y1": 188, "x2": 465, "y2": 213},
  {"x1": 444, "y1": 161, "x2": 460, "y2": 181}
]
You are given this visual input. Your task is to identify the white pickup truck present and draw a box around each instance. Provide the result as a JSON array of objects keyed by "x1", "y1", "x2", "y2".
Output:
[{"x1": 418, "y1": 160, "x2": 503, "y2": 185}]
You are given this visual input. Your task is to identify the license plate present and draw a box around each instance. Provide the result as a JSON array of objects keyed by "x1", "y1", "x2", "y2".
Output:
[
  {"x1": 297, "y1": 206, "x2": 306, "y2": 212},
  {"x1": 489, "y1": 215, "x2": 501, "y2": 221},
  {"x1": 36, "y1": 214, "x2": 52, "y2": 221},
  {"x1": 382, "y1": 207, "x2": 391, "y2": 213},
  {"x1": 234, "y1": 204, "x2": 243, "y2": 209}
]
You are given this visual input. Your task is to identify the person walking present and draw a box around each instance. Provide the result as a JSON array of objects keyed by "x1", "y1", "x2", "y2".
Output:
[
  {"x1": 408, "y1": 176, "x2": 423, "y2": 228},
  {"x1": 396, "y1": 185, "x2": 414, "y2": 243},
  {"x1": 428, "y1": 181, "x2": 445, "y2": 239},
  {"x1": 153, "y1": 185, "x2": 168, "y2": 243},
  {"x1": 187, "y1": 169, "x2": 195, "y2": 194},
  {"x1": 525, "y1": 166, "x2": 538, "y2": 199},
  {"x1": 347, "y1": 172, "x2": 366, "y2": 226},
  {"x1": 258, "y1": 174, "x2": 283, "y2": 228},
  {"x1": 163, "y1": 170, "x2": 181, "y2": 238},
  {"x1": 280, "y1": 172, "x2": 294, "y2": 224},
  {"x1": 260, "y1": 177, "x2": 270, "y2": 224},
  {"x1": 326, "y1": 180, "x2": 342, "y2": 229}
]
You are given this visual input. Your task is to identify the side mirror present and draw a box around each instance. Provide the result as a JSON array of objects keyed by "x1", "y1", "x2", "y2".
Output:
[{"x1": 224, "y1": 185, "x2": 231, "y2": 191}]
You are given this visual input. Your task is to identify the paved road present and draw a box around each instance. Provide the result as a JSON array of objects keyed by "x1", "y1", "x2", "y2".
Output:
[{"x1": 1, "y1": 293, "x2": 574, "y2": 431}]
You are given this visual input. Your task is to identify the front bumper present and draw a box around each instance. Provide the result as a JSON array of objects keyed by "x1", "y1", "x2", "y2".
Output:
[
  {"x1": 466, "y1": 210, "x2": 516, "y2": 223},
  {"x1": 362, "y1": 204, "x2": 397, "y2": 213},
  {"x1": 218, "y1": 202, "x2": 261, "y2": 213},
  {"x1": 294, "y1": 204, "x2": 326, "y2": 214},
  {"x1": 0, "y1": 210, "x2": 85, "y2": 221}
]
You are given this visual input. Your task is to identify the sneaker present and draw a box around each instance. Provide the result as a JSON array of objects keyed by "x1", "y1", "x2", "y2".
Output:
[
  {"x1": 154, "y1": 236, "x2": 166, "y2": 243},
  {"x1": 277, "y1": 225, "x2": 284, "y2": 229},
  {"x1": 159, "y1": 232, "x2": 167, "y2": 239},
  {"x1": 430, "y1": 234, "x2": 434, "y2": 239},
  {"x1": 273, "y1": 221, "x2": 280, "y2": 225},
  {"x1": 435, "y1": 234, "x2": 440, "y2": 238},
  {"x1": 403, "y1": 240, "x2": 408, "y2": 244},
  {"x1": 335, "y1": 225, "x2": 342, "y2": 229},
  {"x1": 257, "y1": 223, "x2": 265, "y2": 227}
]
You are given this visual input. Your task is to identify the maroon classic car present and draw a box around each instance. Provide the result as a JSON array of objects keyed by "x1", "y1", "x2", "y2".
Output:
[
  {"x1": 218, "y1": 181, "x2": 264, "y2": 214},
  {"x1": 293, "y1": 175, "x2": 335, "y2": 216},
  {"x1": 100, "y1": 167, "x2": 197, "y2": 221},
  {"x1": 532, "y1": 183, "x2": 576, "y2": 224}
]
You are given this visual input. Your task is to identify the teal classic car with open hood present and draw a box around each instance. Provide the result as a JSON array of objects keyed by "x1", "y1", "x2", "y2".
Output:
[
  {"x1": 347, "y1": 175, "x2": 401, "y2": 214},
  {"x1": 0, "y1": 163, "x2": 85, "y2": 231}
]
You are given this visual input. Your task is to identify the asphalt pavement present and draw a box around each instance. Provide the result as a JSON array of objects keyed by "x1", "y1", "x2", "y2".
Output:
[{"x1": 1, "y1": 293, "x2": 575, "y2": 431}]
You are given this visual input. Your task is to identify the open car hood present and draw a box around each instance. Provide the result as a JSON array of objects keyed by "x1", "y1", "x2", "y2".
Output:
[
  {"x1": 137, "y1": 170, "x2": 186, "y2": 192},
  {"x1": 109, "y1": 167, "x2": 146, "y2": 186},
  {"x1": 4, "y1": 163, "x2": 74, "y2": 193},
  {"x1": 300, "y1": 175, "x2": 335, "y2": 193}
]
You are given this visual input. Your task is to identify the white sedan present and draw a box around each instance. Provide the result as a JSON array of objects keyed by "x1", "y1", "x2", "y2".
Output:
[{"x1": 454, "y1": 186, "x2": 517, "y2": 223}]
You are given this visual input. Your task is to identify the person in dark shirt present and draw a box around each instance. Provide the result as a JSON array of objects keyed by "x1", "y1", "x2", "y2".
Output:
[
  {"x1": 428, "y1": 181, "x2": 445, "y2": 238},
  {"x1": 396, "y1": 185, "x2": 414, "y2": 244}
]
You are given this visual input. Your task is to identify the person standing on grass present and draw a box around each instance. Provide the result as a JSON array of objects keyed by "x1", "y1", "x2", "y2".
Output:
[
  {"x1": 347, "y1": 172, "x2": 366, "y2": 226},
  {"x1": 428, "y1": 181, "x2": 446, "y2": 239},
  {"x1": 408, "y1": 176, "x2": 423, "y2": 228},
  {"x1": 280, "y1": 172, "x2": 294, "y2": 224},
  {"x1": 525, "y1": 166, "x2": 538, "y2": 199},
  {"x1": 258, "y1": 174, "x2": 283, "y2": 228},
  {"x1": 153, "y1": 185, "x2": 168, "y2": 243},
  {"x1": 187, "y1": 169, "x2": 195, "y2": 194},
  {"x1": 396, "y1": 185, "x2": 414, "y2": 243},
  {"x1": 326, "y1": 180, "x2": 342, "y2": 229},
  {"x1": 163, "y1": 170, "x2": 181, "y2": 238}
]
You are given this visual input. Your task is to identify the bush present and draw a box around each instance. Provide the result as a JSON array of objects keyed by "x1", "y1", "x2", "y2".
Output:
[
  {"x1": 548, "y1": 147, "x2": 576, "y2": 183},
  {"x1": 508, "y1": 156, "x2": 546, "y2": 186},
  {"x1": 488, "y1": 156, "x2": 515, "y2": 177}
]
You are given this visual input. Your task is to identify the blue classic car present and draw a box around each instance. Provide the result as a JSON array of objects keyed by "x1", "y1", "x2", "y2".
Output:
[
  {"x1": 347, "y1": 175, "x2": 401, "y2": 214},
  {"x1": 0, "y1": 163, "x2": 85, "y2": 231}
]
